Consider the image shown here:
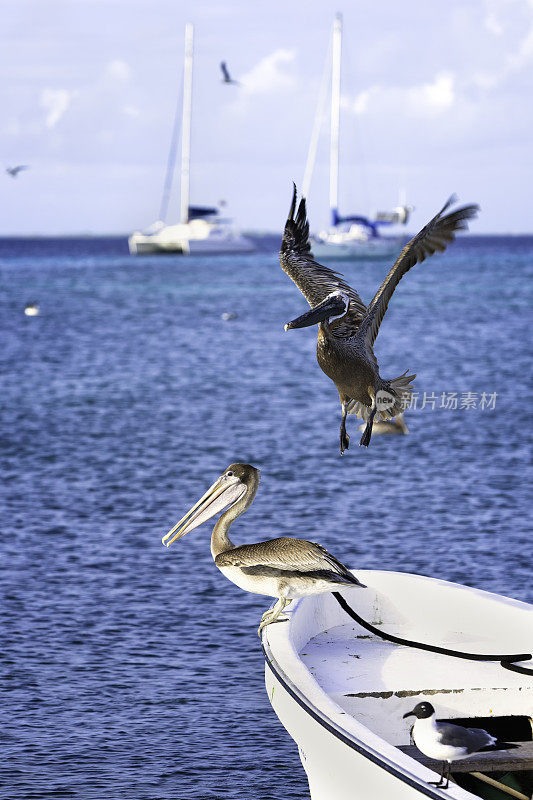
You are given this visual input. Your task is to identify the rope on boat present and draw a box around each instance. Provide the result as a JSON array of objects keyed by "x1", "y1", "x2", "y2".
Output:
[{"x1": 332, "y1": 592, "x2": 533, "y2": 676}]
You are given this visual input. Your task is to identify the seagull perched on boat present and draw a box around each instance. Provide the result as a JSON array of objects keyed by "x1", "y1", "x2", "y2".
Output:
[
  {"x1": 162, "y1": 463, "x2": 365, "y2": 635},
  {"x1": 280, "y1": 186, "x2": 478, "y2": 452},
  {"x1": 403, "y1": 702, "x2": 514, "y2": 789},
  {"x1": 220, "y1": 62, "x2": 240, "y2": 85},
  {"x1": 6, "y1": 165, "x2": 28, "y2": 178}
]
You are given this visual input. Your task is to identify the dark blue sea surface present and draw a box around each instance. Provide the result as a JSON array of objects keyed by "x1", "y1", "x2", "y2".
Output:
[{"x1": 1, "y1": 234, "x2": 532, "y2": 799}]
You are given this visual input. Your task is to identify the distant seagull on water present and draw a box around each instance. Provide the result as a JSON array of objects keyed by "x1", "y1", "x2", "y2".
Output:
[
  {"x1": 6, "y1": 165, "x2": 28, "y2": 178},
  {"x1": 220, "y1": 62, "x2": 240, "y2": 85},
  {"x1": 24, "y1": 302, "x2": 39, "y2": 317},
  {"x1": 403, "y1": 701, "x2": 515, "y2": 789}
]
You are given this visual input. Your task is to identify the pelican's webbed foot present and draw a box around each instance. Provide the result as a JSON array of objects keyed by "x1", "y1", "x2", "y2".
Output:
[
  {"x1": 257, "y1": 614, "x2": 289, "y2": 636},
  {"x1": 359, "y1": 421, "x2": 372, "y2": 447},
  {"x1": 359, "y1": 407, "x2": 377, "y2": 447},
  {"x1": 339, "y1": 400, "x2": 350, "y2": 454},
  {"x1": 340, "y1": 426, "x2": 350, "y2": 455},
  {"x1": 257, "y1": 598, "x2": 290, "y2": 636}
]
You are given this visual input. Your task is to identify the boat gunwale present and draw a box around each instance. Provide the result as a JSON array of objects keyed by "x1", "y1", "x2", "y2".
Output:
[
  {"x1": 262, "y1": 570, "x2": 532, "y2": 799},
  {"x1": 262, "y1": 637, "x2": 452, "y2": 799}
]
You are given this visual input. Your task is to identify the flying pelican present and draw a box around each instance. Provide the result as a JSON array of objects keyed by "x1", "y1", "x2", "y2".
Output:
[
  {"x1": 6, "y1": 165, "x2": 28, "y2": 178},
  {"x1": 162, "y1": 463, "x2": 365, "y2": 635},
  {"x1": 403, "y1": 702, "x2": 513, "y2": 789},
  {"x1": 280, "y1": 186, "x2": 478, "y2": 452},
  {"x1": 220, "y1": 62, "x2": 240, "y2": 85}
]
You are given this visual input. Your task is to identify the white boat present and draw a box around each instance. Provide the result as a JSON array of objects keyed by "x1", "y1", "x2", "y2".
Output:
[
  {"x1": 303, "y1": 16, "x2": 412, "y2": 260},
  {"x1": 262, "y1": 570, "x2": 533, "y2": 799},
  {"x1": 129, "y1": 24, "x2": 254, "y2": 257},
  {"x1": 129, "y1": 210, "x2": 255, "y2": 256}
]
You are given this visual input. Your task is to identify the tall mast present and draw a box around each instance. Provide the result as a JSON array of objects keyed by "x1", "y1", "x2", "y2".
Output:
[
  {"x1": 180, "y1": 23, "x2": 193, "y2": 225},
  {"x1": 330, "y1": 13, "x2": 342, "y2": 225},
  {"x1": 302, "y1": 38, "x2": 331, "y2": 199}
]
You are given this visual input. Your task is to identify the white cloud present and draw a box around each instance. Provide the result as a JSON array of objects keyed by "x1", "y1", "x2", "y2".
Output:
[
  {"x1": 409, "y1": 72, "x2": 455, "y2": 113},
  {"x1": 348, "y1": 88, "x2": 374, "y2": 115},
  {"x1": 104, "y1": 59, "x2": 131, "y2": 83},
  {"x1": 485, "y1": 11, "x2": 504, "y2": 35},
  {"x1": 3, "y1": 118, "x2": 21, "y2": 136},
  {"x1": 508, "y1": 22, "x2": 533, "y2": 70},
  {"x1": 122, "y1": 105, "x2": 140, "y2": 118},
  {"x1": 40, "y1": 88, "x2": 75, "y2": 128},
  {"x1": 240, "y1": 49, "x2": 296, "y2": 95},
  {"x1": 473, "y1": 9, "x2": 533, "y2": 89},
  {"x1": 342, "y1": 72, "x2": 455, "y2": 118}
]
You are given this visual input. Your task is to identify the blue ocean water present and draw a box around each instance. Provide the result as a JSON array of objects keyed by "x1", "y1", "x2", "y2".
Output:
[{"x1": 0, "y1": 234, "x2": 531, "y2": 799}]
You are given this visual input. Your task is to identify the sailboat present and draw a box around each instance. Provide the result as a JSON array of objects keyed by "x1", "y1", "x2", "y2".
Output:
[
  {"x1": 129, "y1": 24, "x2": 255, "y2": 256},
  {"x1": 305, "y1": 15, "x2": 412, "y2": 260}
]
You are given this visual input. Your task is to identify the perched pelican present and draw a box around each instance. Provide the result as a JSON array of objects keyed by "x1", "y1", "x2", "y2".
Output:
[
  {"x1": 220, "y1": 62, "x2": 240, "y2": 85},
  {"x1": 162, "y1": 463, "x2": 365, "y2": 635},
  {"x1": 403, "y1": 702, "x2": 512, "y2": 789},
  {"x1": 280, "y1": 187, "x2": 478, "y2": 452},
  {"x1": 6, "y1": 165, "x2": 28, "y2": 178},
  {"x1": 359, "y1": 414, "x2": 409, "y2": 436}
]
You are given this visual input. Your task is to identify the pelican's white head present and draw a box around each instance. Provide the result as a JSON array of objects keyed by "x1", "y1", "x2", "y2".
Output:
[{"x1": 162, "y1": 464, "x2": 260, "y2": 547}]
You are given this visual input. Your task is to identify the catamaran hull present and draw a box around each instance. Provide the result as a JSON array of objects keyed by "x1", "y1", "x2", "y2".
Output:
[
  {"x1": 311, "y1": 236, "x2": 405, "y2": 261},
  {"x1": 128, "y1": 233, "x2": 255, "y2": 255}
]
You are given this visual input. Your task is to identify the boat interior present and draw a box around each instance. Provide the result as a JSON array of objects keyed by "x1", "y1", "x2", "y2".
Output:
[{"x1": 290, "y1": 572, "x2": 533, "y2": 800}]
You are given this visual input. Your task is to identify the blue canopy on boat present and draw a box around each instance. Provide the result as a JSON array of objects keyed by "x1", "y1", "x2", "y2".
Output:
[{"x1": 188, "y1": 205, "x2": 219, "y2": 220}]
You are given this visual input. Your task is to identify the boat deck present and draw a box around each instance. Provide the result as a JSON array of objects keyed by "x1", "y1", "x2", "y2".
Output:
[{"x1": 299, "y1": 623, "x2": 530, "y2": 744}]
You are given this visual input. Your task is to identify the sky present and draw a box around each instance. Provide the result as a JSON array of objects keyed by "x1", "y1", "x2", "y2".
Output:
[{"x1": 2, "y1": 0, "x2": 533, "y2": 234}]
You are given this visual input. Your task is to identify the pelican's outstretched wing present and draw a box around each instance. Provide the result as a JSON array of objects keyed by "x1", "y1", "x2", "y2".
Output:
[
  {"x1": 359, "y1": 196, "x2": 479, "y2": 350},
  {"x1": 215, "y1": 537, "x2": 365, "y2": 586},
  {"x1": 279, "y1": 185, "x2": 367, "y2": 334}
]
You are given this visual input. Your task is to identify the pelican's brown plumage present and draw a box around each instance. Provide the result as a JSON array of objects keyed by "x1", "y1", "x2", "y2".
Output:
[
  {"x1": 162, "y1": 463, "x2": 365, "y2": 635},
  {"x1": 280, "y1": 186, "x2": 479, "y2": 452}
]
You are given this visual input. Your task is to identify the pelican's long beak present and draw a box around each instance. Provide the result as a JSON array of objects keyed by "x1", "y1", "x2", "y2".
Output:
[
  {"x1": 284, "y1": 295, "x2": 346, "y2": 330},
  {"x1": 162, "y1": 476, "x2": 245, "y2": 547}
]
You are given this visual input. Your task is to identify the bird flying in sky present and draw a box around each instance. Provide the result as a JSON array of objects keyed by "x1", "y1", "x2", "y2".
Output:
[
  {"x1": 6, "y1": 165, "x2": 29, "y2": 178},
  {"x1": 220, "y1": 62, "x2": 240, "y2": 85}
]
